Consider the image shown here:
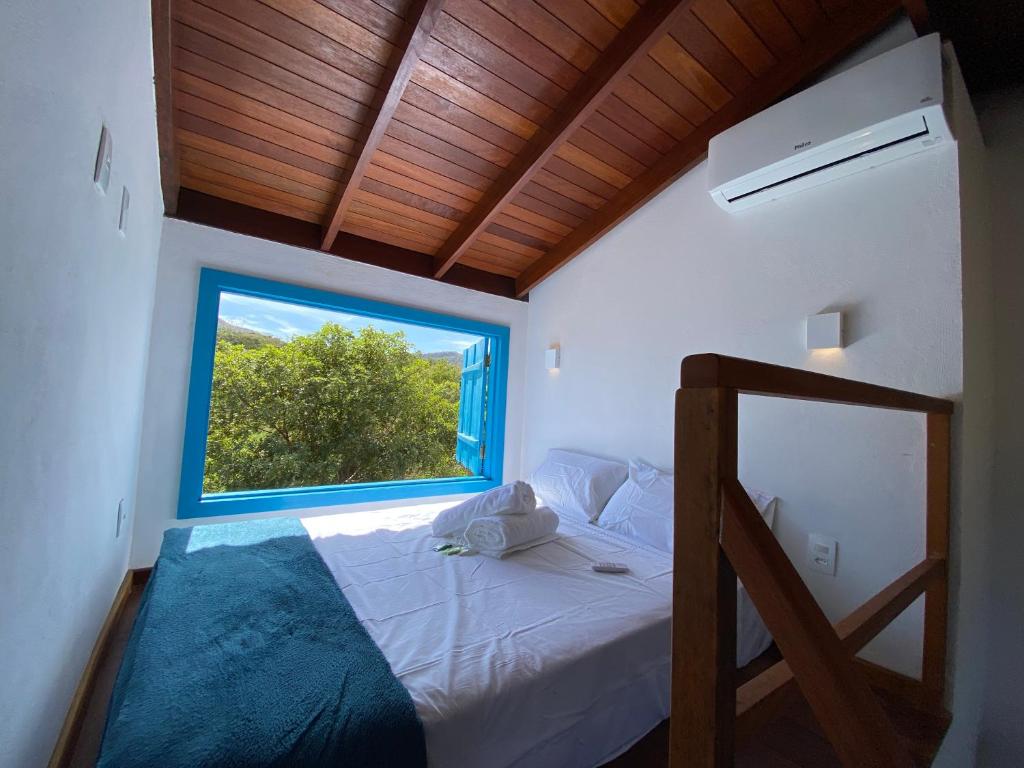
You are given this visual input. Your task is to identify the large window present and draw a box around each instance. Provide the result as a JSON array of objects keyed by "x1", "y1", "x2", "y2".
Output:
[{"x1": 178, "y1": 269, "x2": 509, "y2": 519}]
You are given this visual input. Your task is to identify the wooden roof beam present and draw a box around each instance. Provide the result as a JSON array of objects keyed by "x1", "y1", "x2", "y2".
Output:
[
  {"x1": 320, "y1": 0, "x2": 444, "y2": 251},
  {"x1": 431, "y1": 0, "x2": 696, "y2": 280},
  {"x1": 514, "y1": 0, "x2": 908, "y2": 298}
]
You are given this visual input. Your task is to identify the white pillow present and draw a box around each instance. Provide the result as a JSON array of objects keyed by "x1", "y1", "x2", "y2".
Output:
[
  {"x1": 598, "y1": 460, "x2": 674, "y2": 552},
  {"x1": 530, "y1": 449, "x2": 627, "y2": 524},
  {"x1": 598, "y1": 460, "x2": 778, "y2": 552}
]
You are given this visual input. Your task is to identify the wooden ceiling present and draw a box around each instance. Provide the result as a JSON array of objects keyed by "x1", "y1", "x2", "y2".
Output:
[{"x1": 154, "y1": 0, "x2": 926, "y2": 299}]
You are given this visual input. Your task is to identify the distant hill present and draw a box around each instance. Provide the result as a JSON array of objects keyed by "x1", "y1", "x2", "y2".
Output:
[
  {"x1": 217, "y1": 320, "x2": 285, "y2": 349},
  {"x1": 420, "y1": 350, "x2": 463, "y2": 369}
]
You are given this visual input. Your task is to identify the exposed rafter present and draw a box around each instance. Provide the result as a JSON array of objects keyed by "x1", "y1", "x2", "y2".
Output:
[
  {"x1": 320, "y1": 0, "x2": 445, "y2": 251},
  {"x1": 430, "y1": 0, "x2": 695, "y2": 280},
  {"x1": 514, "y1": 0, "x2": 908, "y2": 298}
]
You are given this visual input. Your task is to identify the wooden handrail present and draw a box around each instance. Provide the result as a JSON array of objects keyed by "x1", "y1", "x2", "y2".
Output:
[
  {"x1": 735, "y1": 556, "x2": 945, "y2": 741},
  {"x1": 680, "y1": 353, "x2": 954, "y2": 414},
  {"x1": 671, "y1": 355, "x2": 952, "y2": 768}
]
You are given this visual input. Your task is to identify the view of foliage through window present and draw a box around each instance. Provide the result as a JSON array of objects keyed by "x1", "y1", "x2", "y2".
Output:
[{"x1": 203, "y1": 295, "x2": 477, "y2": 494}]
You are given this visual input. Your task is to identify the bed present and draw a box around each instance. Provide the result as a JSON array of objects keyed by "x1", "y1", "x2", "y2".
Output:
[
  {"x1": 99, "y1": 499, "x2": 772, "y2": 768},
  {"x1": 304, "y1": 501, "x2": 772, "y2": 768}
]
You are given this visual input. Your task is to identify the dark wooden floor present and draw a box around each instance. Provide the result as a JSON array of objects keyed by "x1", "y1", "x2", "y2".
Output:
[{"x1": 67, "y1": 589, "x2": 944, "y2": 767}]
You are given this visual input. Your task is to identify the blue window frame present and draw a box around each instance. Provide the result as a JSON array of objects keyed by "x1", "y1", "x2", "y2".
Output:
[{"x1": 177, "y1": 268, "x2": 510, "y2": 519}]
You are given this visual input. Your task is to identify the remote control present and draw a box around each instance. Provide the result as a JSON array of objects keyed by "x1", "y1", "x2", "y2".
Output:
[{"x1": 592, "y1": 562, "x2": 630, "y2": 574}]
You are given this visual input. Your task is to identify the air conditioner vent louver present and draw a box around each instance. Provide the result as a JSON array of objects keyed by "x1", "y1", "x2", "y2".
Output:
[{"x1": 708, "y1": 34, "x2": 952, "y2": 212}]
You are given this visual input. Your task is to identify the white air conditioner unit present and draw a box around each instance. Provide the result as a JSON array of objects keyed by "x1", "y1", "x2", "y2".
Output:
[{"x1": 707, "y1": 33, "x2": 951, "y2": 212}]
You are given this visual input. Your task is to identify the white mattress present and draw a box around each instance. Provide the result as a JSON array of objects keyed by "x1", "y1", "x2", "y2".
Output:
[{"x1": 302, "y1": 502, "x2": 772, "y2": 768}]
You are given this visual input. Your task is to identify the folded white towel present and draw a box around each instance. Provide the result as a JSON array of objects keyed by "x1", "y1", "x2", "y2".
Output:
[
  {"x1": 463, "y1": 506, "x2": 559, "y2": 557},
  {"x1": 432, "y1": 481, "x2": 536, "y2": 538}
]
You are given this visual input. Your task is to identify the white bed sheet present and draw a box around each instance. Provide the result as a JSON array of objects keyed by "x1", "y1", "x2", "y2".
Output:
[{"x1": 302, "y1": 502, "x2": 772, "y2": 768}]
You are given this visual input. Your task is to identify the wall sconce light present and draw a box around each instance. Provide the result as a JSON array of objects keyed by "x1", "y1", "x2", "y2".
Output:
[
  {"x1": 545, "y1": 345, "x2": 560, "y2": 370},
  {"x1": 806, "y1": 312, "x2": 844, "y2": 350}
]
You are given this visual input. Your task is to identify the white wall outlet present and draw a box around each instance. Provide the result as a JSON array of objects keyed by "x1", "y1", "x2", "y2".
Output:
[
  {"x1": 807, "y1": 533, "x2": 837, "y2": 575},
  {"x1": 94, "y1": 125, "x2": 113, "y2": 194},
  {"x1": 115, "y1": 498, "x2": 126, "y2": 538},
  {"x1": 118, "y1": 186, "x2": 130, "y2": 235}
]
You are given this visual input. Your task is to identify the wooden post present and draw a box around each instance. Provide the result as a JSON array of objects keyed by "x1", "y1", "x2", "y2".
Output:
[
  {"x1": 670, "y1": 387, "x2": 738, "y2": 768},
  {"x1": 923, "y1": 412, "x2": 951, "y2": 707}
]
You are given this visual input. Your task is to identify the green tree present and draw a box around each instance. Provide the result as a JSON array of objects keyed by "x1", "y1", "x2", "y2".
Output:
[{"x1": 203, "y1": 323, "x2": 469, "y2": 493}]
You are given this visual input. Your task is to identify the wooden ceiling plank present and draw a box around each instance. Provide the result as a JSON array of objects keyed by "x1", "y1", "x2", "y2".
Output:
[
  {"x1": 173, "y1": 23, "x2": 368, "y2": 127},
  {"x1": 181, "y1": 161, "x2": 328, "y2": 214},
  {"x1": 729, "y1": 0, "x2": 802, "y2": 58},
  {"x1": 421, "y1": 37, "x2": 554, "y2": 124},
  {"x1": 650, "y1": 34, "x2": 732, "y2": 110},
  {"x1": 384, "y1": 121, "x2": 503, "y2": 181},
  {"x1": 360, "y1": 176, "x2": 468, "y2": 221},
  {"x1": 519, "y1": 181, "x2": 593, "y2": 221},
  {"x1": 491, "y1": 212, "x2": 564, "y2": 243},
  {"x1": 432, "y1": 0, "x2": 695, "y2": 278},
  {"x1": 173, "y1": 70, "x2": 357, "y2": 155},
  {"x1": 174, "y1": 47, "x2": 362, "y2": 138},
  {"x1": 632, "y1": 54, "x2": 714, "y2": 125},
  {"x1": 174, "y1": 0, "x2": 376, "y2": 107},
  {"x1": 444, "y1": 0, "x2": 583, "y2": 90},
  {"x1": 516, "y1": 0, "x2": 906, "y2": 297},
  {"x1": 355, "y1": 189, "x2": 462, "y2": 229},
  {"x1": 567, "y1": 125, "x2": 648, "y2": 178},
  {"x1": 175, "y1": 91, "x2": 351, "y2": 167},
  {"x1": 181, "y1": 176, "x2": 324, "y2": 223},
  {"x1": 531, "y1": 168, "x2": 607, "y2": 210},
  {"x1": 374, "y1": 146, "x2": 487, "y2": 199},
  {"x1": 176, "y1": 111, "x2": 345, "y2": 179},
  {"x1": 543, "y1": 155, "x2": 621, "y2": 199},
  {"x1": 597, "y1": 94, "x2": 679, "y2": 153},
  {"x1": 153, "y1": 0, "x2": 179, "y2": 213},
  {"x1": 500, "y1": 203, "x2": 574, "y2": 238},
  {"x1": 691, "y1": 0, "x2": 778, "y2": 76},
  {"x1": 583, "y1": 109, "x2": 663, "y2": 166},
  {"x1": 179, "y1": 145, "x2": 334, "y2": 203},
  {"x1": 586, "y1": 0, "x2": 644, "y2": 29},
  {"x1": 670, "y1": 8, "x2": 756, "y2": 92},
  {"x1": 377, "y1": 135, "x2": 495, "y2": 191},
  {"x1": 316, "y1": 0, "x2": 407, "y2": 42},
  {"x1": 481, "y1": 0, "x2": 600, "y2": 71},
  {"x1": 341, "y1": 221, "x2": 438, "y2": 255},
  {"x1": 554, "y1": 142, "x2": 634, "y2": 188},
  {"x1": 410, "y1": 61, "x2": 540, "y2": 139},
  {"x1": 543, "y1": 0, "x2": 624, "y2": 50},
  {"x1": 259, "y1": 0, "x2": 396, "y2": 64},
  {"x1": 612, "y1": 76, "x2": 695, "y2": 141},
  {"x1": 364, "y1": 161, "x2": 478, "y2": 212},
  {"x1": 432, "y1": 12, "x2": 568, "y2": 109},
  {"x1": 773, "y1": 0, "x2": 826, "y2": 38},
  {"x1": 204, "y1": 0, "x2": 387, "y2": 85},
  {"x1": 403, "y1": 82, "x2": 526, "y2": 153},
  {"x1": 177, "y1": 129, "x2": 338, "y2": 191},
  {"x1": 393, "y1": 101, "x2": 515, "y2": 166},
  {"x1": 321, "y1": 0, "x2": 445, "y2": 251}
]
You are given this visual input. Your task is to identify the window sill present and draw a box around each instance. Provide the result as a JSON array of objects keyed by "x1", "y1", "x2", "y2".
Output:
[{"x1": 178, "y1": 476, "x2": 501, "y2": 519}]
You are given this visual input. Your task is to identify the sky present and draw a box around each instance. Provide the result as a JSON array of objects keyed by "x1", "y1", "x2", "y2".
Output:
[{"x1": 218, "y1": 292, "x2": 481, "y2": 354}]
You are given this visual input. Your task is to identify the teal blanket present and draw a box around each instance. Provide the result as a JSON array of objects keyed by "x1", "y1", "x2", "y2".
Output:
[{"x1": 97, "y1": 518, "x2": 425, "y2": 768}]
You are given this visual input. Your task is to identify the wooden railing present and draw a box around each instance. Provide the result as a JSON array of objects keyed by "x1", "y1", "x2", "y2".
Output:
[{"x1": 670, "y1": 354, "x2": 952, "y2": 768}]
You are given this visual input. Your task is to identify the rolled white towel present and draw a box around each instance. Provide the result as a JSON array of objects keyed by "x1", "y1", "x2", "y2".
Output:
[
  {"x1": 463, "y1": 506, "x2": 559, "y2": 556},
  {"x1": 432, "y1": 481, "x2": 536, "y2": 538}
]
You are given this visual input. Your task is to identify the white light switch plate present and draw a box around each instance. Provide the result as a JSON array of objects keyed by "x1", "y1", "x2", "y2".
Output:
[{"x1": 807, "y1": 533, "x2": 837, "y2": 576}]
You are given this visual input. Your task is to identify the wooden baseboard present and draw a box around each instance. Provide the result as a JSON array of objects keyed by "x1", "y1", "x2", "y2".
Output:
[{"x1": 47, "y1": 569, "x2": 135, "y2": 768}]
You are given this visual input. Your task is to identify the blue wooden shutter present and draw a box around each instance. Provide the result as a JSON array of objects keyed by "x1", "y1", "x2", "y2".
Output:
[{"x1": 456, "y1": 339, "x2": 488, "y2": 475}]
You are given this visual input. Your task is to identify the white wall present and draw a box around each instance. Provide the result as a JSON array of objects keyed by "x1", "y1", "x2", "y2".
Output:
[
  {"x1": 977, "y1": 86, "x2": 1024, "y2": 767},
  {"x1": 520, "y1": 49, "x2": 992, "y2": 764},
  {"x1": 130, "y1": 219, "x2": 529, "y2": 566},
  {"x1": 0, "y1": 2, "x2": 163, "y2": 766}
]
